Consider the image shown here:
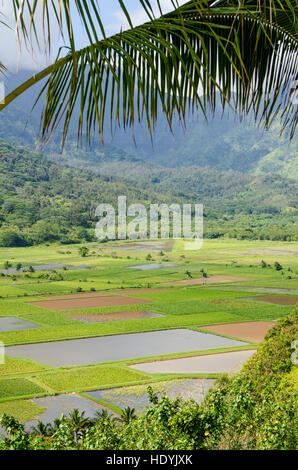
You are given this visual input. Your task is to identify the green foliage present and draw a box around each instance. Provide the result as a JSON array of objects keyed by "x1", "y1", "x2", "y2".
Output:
[
  {"x1": 0, "y1": 378, "x2": 45, "y2": 400},
  {"x1": 0, "y1": 139, "x2": 296, "y2": 245},
  {"x1": 78, "y1": 246, "x2": 89, "y2": 258},
  {"x1": 0, "y1": 230, "x2": 29, "y2": 247},
  {"x1": 0, "y1": 310, "x2": 296, "y2": 450}
]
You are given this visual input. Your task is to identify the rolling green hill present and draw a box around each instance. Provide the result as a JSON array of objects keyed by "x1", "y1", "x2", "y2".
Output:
[{"x1": 0, "y1": 138, "x2": 297, "y2": 246}]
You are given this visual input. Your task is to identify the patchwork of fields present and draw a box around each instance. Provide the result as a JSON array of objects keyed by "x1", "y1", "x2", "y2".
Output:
[{"x1": 0, "y1": 238, "x2": 297, "y2": 427}]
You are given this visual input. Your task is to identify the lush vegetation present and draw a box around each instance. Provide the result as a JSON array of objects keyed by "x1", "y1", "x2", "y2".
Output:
[
  {"x1": 0, "y1": 309, "x2": 296, "y2": 450},
  {"x1": 0, "y1": 139, "x2": 297, "y2": 246},
  {"x1": 0, "y1": 0, "x2": 296, "y2": 452}
]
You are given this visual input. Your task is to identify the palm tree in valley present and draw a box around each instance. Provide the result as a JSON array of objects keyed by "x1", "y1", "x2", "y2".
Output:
[
  {"x1": 66, "y1": 408, "x2": 93, "y2": 444},
  {"x1": 93, "y1": 409, "x2": 109, "y2": 421},
  {"x1": 118, "y1": 406, "x2": 138, "y2": 425},
  {"x1": 31, "y1": 420, "x2": 54, "y2": 437},
  {"x1": 0, "y1": 1, "x2": 296, "y2": 146}
]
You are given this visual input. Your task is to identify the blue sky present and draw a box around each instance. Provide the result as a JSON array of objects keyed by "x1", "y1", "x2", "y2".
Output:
[
  {"x1": 71, "y1": 1, "x2": 187, "y2": 47},
  {"x1": 1, "y1": 1, "x2": 187, "y2": 71}
]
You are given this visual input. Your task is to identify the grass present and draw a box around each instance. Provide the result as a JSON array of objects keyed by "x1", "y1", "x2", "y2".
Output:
[
  {"x1": 0, "y1": 356, "x2": 50, "y2": 376},
  {"x1": 0, "y1": 399, "x2": 46, "y2": 423},
  {"x1": 34, "y1": 366, "x2": 151, "y2": 393},
  {"x1": 0, "y1": 378, "x2": 46, "y2": 400}
]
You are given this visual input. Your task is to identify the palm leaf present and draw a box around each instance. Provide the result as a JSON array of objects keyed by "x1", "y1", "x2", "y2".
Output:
[
  {"x1": 2, "y1": 1, "x2": 297, "y2": 145},
  {"x1": 0, "y1": 12, "x2": 10, "y2": 75}
]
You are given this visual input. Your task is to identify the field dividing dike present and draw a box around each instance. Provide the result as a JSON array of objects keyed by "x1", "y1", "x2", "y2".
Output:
[
  {"x1": 25, "y1": 376, "x2": 58, "y2": 395},
  {"x1": 0, "y1": 367, "x2": 52, "y2": 379},
  {"x1": 0, "y1": 392, "x2": 56, "y2": 404},
  {"x1": 78, "y1": 393, "x2": 122, "y2": 415},
  {"x1": 125, "y1": 345, "x2": 258, "y2": 367}
]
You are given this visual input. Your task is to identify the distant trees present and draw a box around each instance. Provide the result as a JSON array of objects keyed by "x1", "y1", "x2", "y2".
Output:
[
  {"x1": 78, "y1": 247, "x2": 89, "y2": 258},
  {"x1": 0, "y1": 141, "x2": 297, "y2": 247},
  {"x1": 0, "y1": 230, "x2": 29, "y2": 247},
  {"x1": 274, "y1": 262, "x2": 283, "y2": 271},
  {"x1": 3, "y1": 261, "x2": 11, "y2": 270}
]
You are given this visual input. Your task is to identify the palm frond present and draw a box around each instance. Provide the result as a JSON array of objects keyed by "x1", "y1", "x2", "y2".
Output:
[
  {"x1": 2, "y1": 1, "x2": 297, "y2": 145},
  {"x1": 0, "y1": 13, "x2": 10, "y2": 75}
]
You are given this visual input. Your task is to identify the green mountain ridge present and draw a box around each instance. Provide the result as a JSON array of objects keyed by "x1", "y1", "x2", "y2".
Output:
[
  {"x1": 0, "y1": 72, "x2": 296, "y2": 245},
  {"x1": 0, "y1": 138, "x2": 297, "y2": 245}
]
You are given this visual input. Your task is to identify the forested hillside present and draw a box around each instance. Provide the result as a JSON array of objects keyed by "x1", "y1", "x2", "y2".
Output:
[
  {"x1": 0, "y1": 139, "x2": 163, "y2": 246},
  {"x1": 0, "y1": 71, "x2": 296, "y2": 246},
  {"x1": 0, "y1": 139, "x2": 297, "y2": 246}
]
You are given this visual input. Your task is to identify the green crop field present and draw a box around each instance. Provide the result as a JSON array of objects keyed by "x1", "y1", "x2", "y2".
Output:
[{"x1": 0, "y1": 238, "x2": 296, "y2": 420}]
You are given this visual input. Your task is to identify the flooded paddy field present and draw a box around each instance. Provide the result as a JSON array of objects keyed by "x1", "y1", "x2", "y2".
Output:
[
  {"x1": 127, "y1": 263, "x2": 179, "y2": 270},
  {"x1": 6, "y1": 329, "x2": 248, "y2": 367},
  {"x1": 109, "y1": 241, "x2": 173, "y2": 252},
  {"x1": 241, "y1": 294, "x2": 297, "y2": 306},
  {"x1": 208, "y1": 286, "x2": 298, "y2": 295},
  {"x1": 24, "y1": 394, "x2": 115, "y2": 431},
  {"x1": 67, "y1": 311, "x2": 165, "y2": 323},
  {"x1": 86, "y1": 379, "x2": 216, "y2": 413},
  {"x1": 130, "y1": 350, "x2": 257, "y2": 375},
  {"x1": 0, "y1": 264, "x2": 91, "y2": 274},
  {"x1": 0, "y1": 317, "x2": 41, "y2": 332},
  {"x1": 163, "y1": 275, "x2": 254, "y2": 286}
]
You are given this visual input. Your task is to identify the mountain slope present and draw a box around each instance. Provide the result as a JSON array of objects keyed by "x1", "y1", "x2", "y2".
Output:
[
  {"x1": 0, "y1": 139, "x2": 297, "y2": 245},
  {"x1": 1, "y1": 71, "x2": 297, "y2": 177}
]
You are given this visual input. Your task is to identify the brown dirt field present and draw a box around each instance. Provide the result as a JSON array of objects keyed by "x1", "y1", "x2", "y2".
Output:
[
  {"x1": 162, "y1": 275, "x2": 254, "y2": 286},
  {"x1": 199, "y1": 321, "x2": 275, "y2": 343},
  {"x1": 47, "y1": 288, "x2": 171, "y2": 301},
  {"x1": 31, "y1": 296, "x2": 150, "y2": 311},
  {"x1": 112, "y1": 288, "x2": 173, "y2": 295},
  {"x1": 66, "y1": 311, "x2": 162, "y2": 323},
  {"x1": 46, "y1": 292, "x2": 112, "y2": 300},
  {"x1": 248, "y1": 294, "x2": 298, "y2": 306}
]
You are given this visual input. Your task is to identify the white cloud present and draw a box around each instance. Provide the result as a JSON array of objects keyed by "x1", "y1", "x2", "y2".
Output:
[
  {"x1": 105, "y1": 0, "x2": 187, "y2": 35},
  {"x1": 0, "y1": 1, "x2": 188, "y2": 72},
  {"x1": 0, "y1": 2, "x2": 60, "y2": 73}
]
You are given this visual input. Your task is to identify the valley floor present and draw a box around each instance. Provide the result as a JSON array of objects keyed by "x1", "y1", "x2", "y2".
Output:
[{"x1": 0, "y1": 238, "x2": 297, "y2": 428}]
